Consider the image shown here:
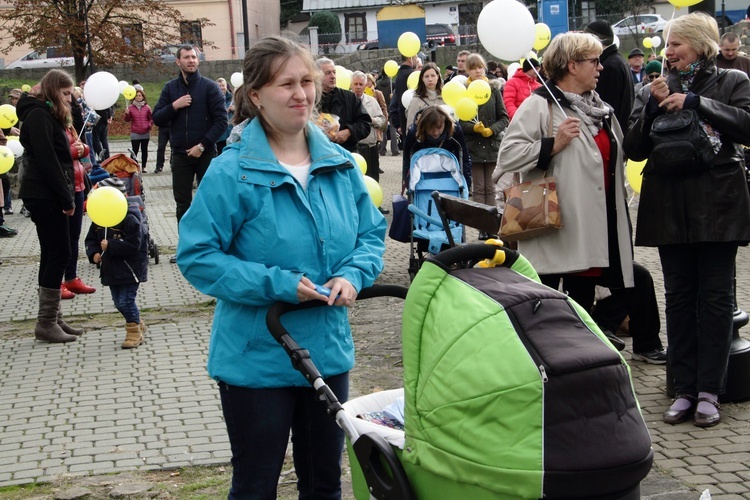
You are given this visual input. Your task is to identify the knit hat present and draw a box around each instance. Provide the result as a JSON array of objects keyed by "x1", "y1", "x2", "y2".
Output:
[
  {"x1": 644, "y1": 60, "x2": 662, "y2": 75},
  {"x1": 9, "y1": 89, "x2": 22, "y2": 99},
  {"x1": 522, "y1": 58, "x2": 540, "y2": 73},
  {"x1": 628, "y1": 48, "x2": 645, "y2": 58},
  {"x1": 97, "y1": 176, "x2": 128, "y2": 196},
  {"x1": 584, "y1": 20, "x2": 614, "y2": 47}
]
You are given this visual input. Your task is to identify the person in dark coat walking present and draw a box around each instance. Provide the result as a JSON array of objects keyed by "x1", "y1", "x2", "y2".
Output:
[
  {"x1": 389, "y1": 54, "x2": 417, "y2": 137},
  {"x1": 624, "y1": 12, "x2": 750, "y2": 428},
  {"x1": 585, "y1": 20, "x2": 634, "y2": 130}
]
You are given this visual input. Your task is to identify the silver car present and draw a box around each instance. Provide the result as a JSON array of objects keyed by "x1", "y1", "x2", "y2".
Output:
[
  {"x1": 612, "y1": 14, "x2": 667, "y2": 36},
  {"x1": 6, "y1": 47, "x2": 76, "y2": 69}
]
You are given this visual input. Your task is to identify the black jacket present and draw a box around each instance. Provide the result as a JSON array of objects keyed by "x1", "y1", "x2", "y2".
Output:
[
  {"x1": 389, "y1": 63, "x2": 413, "y2": 133},
  {"x1": 319, "y1": 87, "x2": 372, "y2": 152},
  {"x1": 624, "y1": 64, "x2": 750, "y2": 246},
  {"x1": 17, "y1": 95, "x2": 75, "y2": 211},
  {"x1": 85, "y1": 208, "x2": 149, "y2": 286},
  {"x1": 597, "y1": 45, "x2": 634, "y2": 131},
  {"x1": 152, "y1": 69, "x2": 228, "y2": 154}
]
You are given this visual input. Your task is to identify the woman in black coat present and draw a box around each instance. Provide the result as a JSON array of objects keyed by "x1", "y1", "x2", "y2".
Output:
[
  {"x1": 18, "y1": 69, "x2": 84, "y2": 343},
  {"x1": 624, "y1": 12, "x2": 750, "y2": 428}
]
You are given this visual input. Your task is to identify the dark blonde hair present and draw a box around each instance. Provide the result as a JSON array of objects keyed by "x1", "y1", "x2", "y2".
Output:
[
  {"x1": 415, "y1": 62, "x2": 443, "y2": 99},
  {"x1": 465, "y1": 53, "x2": 487, "y2": 71},
  {"x1": 39, "y1": 69, "x2": 74, "y2": 126},
  {"x1": 415, "y1": 106, "x2": 454, "y2": 142},
  {"x1": 133, "y1": 89, "x2": 147, "y2": 104},
  {"x1": 542, "y1": 32, "x2": 602, "y2": 82},
  {"x1": 233, "y1": 36, "x2": 321, "y2": 130},
  {"x1": 666, "y1": 12, "x2": 720, "y2": 61}
]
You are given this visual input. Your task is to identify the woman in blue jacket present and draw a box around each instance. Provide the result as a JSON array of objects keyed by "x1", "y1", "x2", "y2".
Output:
[{"x1": 176, "y1": 36, "x2": 386, "y2": 499}]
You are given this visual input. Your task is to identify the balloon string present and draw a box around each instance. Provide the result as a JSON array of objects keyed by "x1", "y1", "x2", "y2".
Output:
[
  {"x1": 101, "y1": 227, "x2": 107, "y2": 258},
  {"x1": 661, "y1": 8, "x2": 676, "y2": 78},
  {"x1": 78, "y1": 109, "x2": 95, "y2": 140},
  {"x1": 530, "y1": 65, "x2": 567, "y2": 117}
]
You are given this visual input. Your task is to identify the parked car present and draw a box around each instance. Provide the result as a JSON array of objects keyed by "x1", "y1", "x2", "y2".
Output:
[
  {"x1": 6, "y1": 47, "x2": 76, "y2": 69},
  {"x1": 612, "y1": 14, "x2": 667, "y2": 36},
  {"x1": 357, "y1": 41, "x2": 380, "y2": 50},
  {"x1": 426, "y1": 23, "x2": 457, "y2": 46},
  {"x1": 155, "y1": 45, "x2": 206, "y2": 62}
]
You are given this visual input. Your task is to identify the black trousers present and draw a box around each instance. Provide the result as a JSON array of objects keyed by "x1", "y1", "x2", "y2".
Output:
[
  {"x1": 357, "y1": 143, "x2": 380, "y2": 183},
  {"x1": 171, "y1": 151, "x2": 215, "y2": 223},
  {"x1": 659, "y1": 242, "x2": 737, "y2": 396},
  {"x1": 156, "y1": 126, "x2": 171, "y2": 169},
  {"x1": 592, "y1": 262, "x2": 663, "y2": 353},
  {"x1": 23, "y1": 197, "x2": 71, "y2": 289}
]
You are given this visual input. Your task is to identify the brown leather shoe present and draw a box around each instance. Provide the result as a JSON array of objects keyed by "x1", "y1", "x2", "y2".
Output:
[
  {"x1": 662, "y1": 395, "x2": 697, "y2": 424},
  {"x1": 694, "y1": 397, "x2": 721, "y2": 428}
]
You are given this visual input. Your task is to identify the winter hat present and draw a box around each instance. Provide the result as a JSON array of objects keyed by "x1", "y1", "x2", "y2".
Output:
[
  {"x1": 644, "y1": 60, "x2": 662, "y2": 75},
  {"x1": 97, "y1": 176, "x2": 128, "y2": 196},
  {"x1": 522, "y1": 58, "x2": 540, "y2": 73},
  {"x1": 584, "y1": 20, "x2": 614, "y2": 47},
  {"x1": 628, "y1": 48, "x2": 645, "y2": 58}
]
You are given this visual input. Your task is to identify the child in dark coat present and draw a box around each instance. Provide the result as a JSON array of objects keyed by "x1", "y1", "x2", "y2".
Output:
[{"x1": 85, "y1": 177, "x2": 149, "y2": 348}]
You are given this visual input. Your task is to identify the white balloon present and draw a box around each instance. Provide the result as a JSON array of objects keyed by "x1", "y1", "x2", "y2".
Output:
[
  {"x1": 118, "y1": 80, "x2": 128, "y2": 91},
  {"x1": 477, "y1": 0, "x2": 536, "y2": 61},
  {"x1": 83, "y1": 71, "x2": 121, "y2": 110},
  {"x1": 506, "y1": 62, "x2": 521, "y2": 77},
  {"x1": 651, "y1": 36, "x2": 662, "y2": 48},
  {"x1": 6, "y1": 140, "x2": 23, "y2": 157},
  {"x1": 401, "y1": 89, "x2": 415, "y2": 109},
  {"x1": 452, "y1": 75, "x2": 468, "y2": 86},
  {"x1": 230, "y1": 72, "x2": 243, "y2": 88}
]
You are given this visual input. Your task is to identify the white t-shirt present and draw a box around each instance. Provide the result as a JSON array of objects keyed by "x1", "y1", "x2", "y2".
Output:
[{"x1": 279, "y1": 161, "x2": 312, "y2": 191}]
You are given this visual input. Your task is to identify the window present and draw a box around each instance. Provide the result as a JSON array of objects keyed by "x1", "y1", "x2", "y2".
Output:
[
  {"x1": 180, "y1": 21, "x2": 203, "y2": 48},
  {"x1": 344, "y1": 13, "x2": 366, "y2": 43},
  {"x1": 122, "y1": 23, "x2": 144, "y2": 50}
]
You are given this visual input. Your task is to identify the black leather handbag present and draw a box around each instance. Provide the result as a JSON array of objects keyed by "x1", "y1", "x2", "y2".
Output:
[{"x1": 648, "y1": 109, "x2": 716, "y2": 175}]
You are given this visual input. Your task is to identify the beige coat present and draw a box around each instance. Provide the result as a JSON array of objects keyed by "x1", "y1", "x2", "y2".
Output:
[
  {"x1": 494, "y1": 93, "x2": 633, "y2": 286},
  {"x1": 406, "y1": 92, "x2": 444, "y2": 132},
  {"x1": 358, "y1": 93, "x2": 386, "y2": 147}
]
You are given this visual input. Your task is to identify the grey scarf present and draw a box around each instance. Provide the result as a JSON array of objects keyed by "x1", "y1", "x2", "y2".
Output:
[{"x1": 559, "y1": 89, "x2": 612, "y2": 136}]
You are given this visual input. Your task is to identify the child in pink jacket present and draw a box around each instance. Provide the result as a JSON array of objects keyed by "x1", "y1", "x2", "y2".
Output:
[{"x1": 123, "y1": 89, "x2": 153, "y2": 172}]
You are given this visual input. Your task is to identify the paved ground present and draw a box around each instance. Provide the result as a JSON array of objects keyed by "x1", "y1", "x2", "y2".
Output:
[{"x1": 1, "y1": 139, "x2": 749, "y2": 498}]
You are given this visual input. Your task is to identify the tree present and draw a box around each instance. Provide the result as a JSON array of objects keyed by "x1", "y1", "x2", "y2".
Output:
[
  {"x1": 0, "y1": 0, "x2": 213, "y2": 82},
  {"x1": 281, "y1": 0, "x2": 303, "y2": 28},
  {"x1": 309, "y1": 11, "x2": 341, "y2": 54}
]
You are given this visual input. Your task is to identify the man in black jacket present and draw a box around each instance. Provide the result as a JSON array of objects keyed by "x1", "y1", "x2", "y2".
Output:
[
  {"x1": 584, "y1": 20, "x2": 633, "y2": 131},
  {"x1": 316, "y1": 58, "x2": 371, "y2": 152},
  {"x1": 153, "y1": 45, "x2": 227, "y2": 262}
]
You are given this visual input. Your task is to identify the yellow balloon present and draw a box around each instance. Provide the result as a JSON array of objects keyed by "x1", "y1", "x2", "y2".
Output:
[
  {"x1": 407, "y1": 70, "x2": 420, "y2": 90},
  {"x1": 533, "y1": 23, "x2": 551, "y2": 51},
  {"x1": 643, "y1": 37, "x2": 652, "y2": 49},
  {"x1": 660, "y1": 48, "x2": 666, "y2": 57},
  {"x1": 122, "y1": 85, "x2": 137, "y2": 100},
  {"x1": 626, "y1": 159, "x2": 647, "y2": 194},
  {"x1": 87, "y1": 186, "x2": 129, "y2": 228},
  {"x1": 352, "y1": 152, "x2": 367, "y2": 174},
  {"x1": 335, "y1": 65, "x2": 351, "y2": 90},
  {"x1": 442, "y1": 81, "x2": 467, "y2": 107},
  {"x1": 467, "y1": 80, "x2": 491, "y2": 105},
  {"x1": 363, "y1": 175, "x2": 383, "y2": 207},
  {"x1": 398, "y1": 32, "x2": 421, "y2": 58},
  {"x1": 384, "y1": 60, "x2": 399, "y2": 78},
  {"x1": 455, "y1": 97, "x2": 478, "y2": 121},
  {"x1": 0, "y1": 146, "x2": 13, "y2": 174},
  {"x1": 21, "y1": 84, "x2": 31, "y2": 92},
  {"x1": 668, "y1": 0, "x2": 702, "y2": 6},
  {"x1": 0, "y1": 104, "x2": 19, "y2": 129}
]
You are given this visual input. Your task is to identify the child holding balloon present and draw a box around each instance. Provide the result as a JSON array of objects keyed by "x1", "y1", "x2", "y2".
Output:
[
  {"x1": 85, "y1": 177, "x2": 148, "y2": 349},
  {"x1": 123, "y1": 89, "x2": 153, "y2": 173}
]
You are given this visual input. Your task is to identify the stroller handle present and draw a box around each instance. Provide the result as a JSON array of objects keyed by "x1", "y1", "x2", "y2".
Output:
[{"x1": 428, "y1": 241, "x2": 520, "y2": 269}]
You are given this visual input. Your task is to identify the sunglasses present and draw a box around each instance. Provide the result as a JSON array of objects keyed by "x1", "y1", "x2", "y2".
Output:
[
  {"x1": 648, "y1": 73, "x2": 660, "y2": 80},
  {"x1": 577, "y1": 57, "x2": 601, "y2": 66}
]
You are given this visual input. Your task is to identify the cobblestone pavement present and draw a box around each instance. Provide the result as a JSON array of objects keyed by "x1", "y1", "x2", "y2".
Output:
[{"x1": 0, "y1": 140, "x2": 749, "y2": 498}]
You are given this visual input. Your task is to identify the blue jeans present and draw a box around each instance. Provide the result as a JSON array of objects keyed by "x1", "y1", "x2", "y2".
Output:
[
  {"x1": 659, "y1": 242, "x2": 737, "y2": 395},
  {"x1": 171, "y1": 151, "x2": 215, "y2": 223},
  {"x1": 109, "y1": 283, "x2": 140, "y2": 323},
  {"x1": 219, "y1": 372, "x2": 349, "y2": 500}
]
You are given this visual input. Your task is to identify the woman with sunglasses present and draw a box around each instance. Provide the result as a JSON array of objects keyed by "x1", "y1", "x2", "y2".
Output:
[{"x1": 496, "y1": 32, "x2": 634, "y2": 313}]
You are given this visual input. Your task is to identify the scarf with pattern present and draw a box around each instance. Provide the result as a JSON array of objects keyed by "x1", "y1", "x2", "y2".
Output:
[
  {"x1": 559, "y1": 88, "x2": 612, "y2": 136},
  {"x1": 678, "y1": 60, "x2": 722, "y2": 154}
]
